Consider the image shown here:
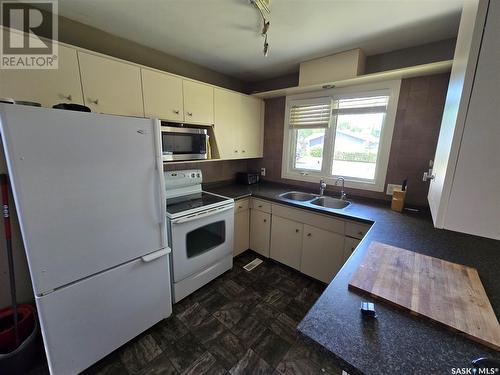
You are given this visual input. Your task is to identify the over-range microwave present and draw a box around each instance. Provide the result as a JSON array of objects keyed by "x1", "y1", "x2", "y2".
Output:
[{"x1": 161, "y1": 123, "x2": 208, "y2": 162}]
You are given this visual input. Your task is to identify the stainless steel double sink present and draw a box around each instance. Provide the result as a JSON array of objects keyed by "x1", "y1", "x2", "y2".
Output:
[{"x1": 279, "y1": 191, "x2": 351, "y2": 209}]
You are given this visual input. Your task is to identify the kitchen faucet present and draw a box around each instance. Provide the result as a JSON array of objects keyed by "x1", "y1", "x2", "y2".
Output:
[
  {"x1": 335, "y1": 177, "x2": 347, "y2": 200},
  {"x1": 319, "y1": 178, "x2": 327, "y2": 196}
]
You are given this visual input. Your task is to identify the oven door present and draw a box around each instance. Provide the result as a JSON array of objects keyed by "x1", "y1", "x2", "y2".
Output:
[
  {"x1": 161, "y1": 126, "x2": 208, "y2": 161},
  {"x1": 169, "y1": 204, "x2": 234, "y2": 282}
]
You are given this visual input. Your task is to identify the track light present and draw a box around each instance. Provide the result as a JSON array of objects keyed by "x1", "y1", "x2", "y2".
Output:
[
  {"x1": 261, "y1": 21, "x2": 270, "y2": 36},
  {"x1": 250, "y1": 0, "x2": 271, "y2": 57}
]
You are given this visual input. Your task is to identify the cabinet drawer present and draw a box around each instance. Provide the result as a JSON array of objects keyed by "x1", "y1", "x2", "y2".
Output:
[
  {"x1": 272, "y1": 203, "x2": 344, "y2": 235},
  {"x1": 235, "y1": 198, "x2": 250, "y2": 214},
  {"x1": 343, "y1": 237, "x2": 361, "y2": 262},
  {"x1": 251, "y1": 198, "x2": 272, "y2": 213},
  {"x1": 345, "y1": 222, "x2": 370, "y2": 239}
]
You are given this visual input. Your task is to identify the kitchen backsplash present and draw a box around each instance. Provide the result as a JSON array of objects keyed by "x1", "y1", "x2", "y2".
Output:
[
  {"x1": 248, "y1": 73, "x2": 450, "y2": 207},
  {"x1": 163, "y1": 159, "x2": 253, "y2": 183}
]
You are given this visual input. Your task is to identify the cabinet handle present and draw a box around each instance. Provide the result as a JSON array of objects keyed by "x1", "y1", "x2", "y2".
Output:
[
  {"x1": 307, "y1": 233, "x2": 311, "y2": 237},
  {"x1": 88, "y1": 98, "x2": 99, "y2": 105},
  {"x1": 258, "y1": 205, "x2": 262, "y2": 208},
  {"x1": 173, "y1": 109, "x2": 180, "y2": 114},
  {"x1": 263, "y1": 219, "x2": 267, "y2": 223},
  {"x1": 295, "y1": 229, "x2": 299, "y2": 233},
  {"x1": 61, "y1": 94, "x2": 72, "y2": 101},
  {"x1": 238, "y1": 206, "x2": 243, "y2": 209},
  {"x1": 242, "y1": 150, "x2": 246, "y2": 153},
  {"x1": 186, "y1": 111, "x2": 193, "y2": 116},
  {"x1": 234, "y1": 150, "x2": 239, "y2": 153}
]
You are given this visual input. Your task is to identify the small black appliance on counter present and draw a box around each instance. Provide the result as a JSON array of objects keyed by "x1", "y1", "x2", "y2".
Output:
[{"x1": 236, "y1": 172, "x2": 260, "y2": 185}]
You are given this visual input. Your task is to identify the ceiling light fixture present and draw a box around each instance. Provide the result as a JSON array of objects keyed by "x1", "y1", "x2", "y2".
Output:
[{"x1": 250, "y1": 0, "x2": 271, "y2": 57}]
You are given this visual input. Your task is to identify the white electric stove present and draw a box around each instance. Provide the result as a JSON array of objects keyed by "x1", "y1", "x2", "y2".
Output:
[{"x1": 165, "y1": 170, "x2": 234, "y2": 302}]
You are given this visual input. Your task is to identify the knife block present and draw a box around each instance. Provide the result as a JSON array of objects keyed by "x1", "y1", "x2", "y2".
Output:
[{"x1": 391, "y1": 188, "x2": 406, "y2": 212}]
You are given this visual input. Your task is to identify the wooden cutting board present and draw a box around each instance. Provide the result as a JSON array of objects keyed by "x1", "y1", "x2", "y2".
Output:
[{"x1": 348, "y1": 241, "x2": 500, "y2": 351}]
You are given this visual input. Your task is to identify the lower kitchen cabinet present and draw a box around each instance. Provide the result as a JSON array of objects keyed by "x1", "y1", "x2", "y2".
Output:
[
  {"x1": 250, "y1": 209, "x2": 271, "y2": 257},
  {"x1": 234, "y1": 199, "x2": 250, "y2": 256},
  {"x1": 300, "y1": 225, "x2": 345, "y2": 283},
  {"x1": 270, "y1": 216, "x2": 303, "y2": 270},
  {"x1": 343, "y1": 236, "x2": 361, "y2": 262}
]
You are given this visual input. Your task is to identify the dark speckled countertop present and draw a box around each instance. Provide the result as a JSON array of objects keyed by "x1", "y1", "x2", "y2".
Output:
[{"x1": 205, "y1": 181, "x2": 500, "y2": 374}]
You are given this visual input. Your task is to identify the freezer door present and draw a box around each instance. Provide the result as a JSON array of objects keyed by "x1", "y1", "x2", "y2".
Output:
[
  {"x1": 36, "y1": 249, "x2": 172, "y2": 375},
  {"x1": 0, "y1": 104, "x2": 165, "y2": 294}
]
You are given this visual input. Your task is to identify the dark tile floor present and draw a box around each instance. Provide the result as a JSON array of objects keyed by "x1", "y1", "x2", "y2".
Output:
[{"x1": 28, "y1": 251, "x2": 342, "y2": 375}]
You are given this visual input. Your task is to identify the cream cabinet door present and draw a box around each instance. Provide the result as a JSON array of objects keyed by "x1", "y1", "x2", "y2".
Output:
[
  {"x1": 182, "y1": 80, "x2": 214, "y2": 125},
  {"x1": 250, "y1": 209, "x2": 271, "y2": 257},
  {"x1": 240, "y1": 95, "x2": 264, "y2": 158},
  {"x1": 343, "y1": 237, "x2": 360, "y2": 263},
  {"x1": 78, "y1": 52, "x2": 144, "y2": 117},
  {"x1": 234, "y1": 209, "x2": 250, "y2": 256},
  {"x1": 270, "y1": 216, "x2": 303, "y2": 270},
  {"x1": 301, "y1": 225, "x2": 345, "y2": 283},
  {"x1": 141, "y1": 69, "x2": 183, "y2": 121},
  {"x1": 214, "y1": 88, "x2": 241, "y2": 159},
  {"x1": 0, "y1": 45, "x2": 83, "y2": 107}
]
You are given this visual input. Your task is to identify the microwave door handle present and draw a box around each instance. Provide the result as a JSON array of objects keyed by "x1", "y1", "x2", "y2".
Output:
[{"x1": 171, "y1": 205, "x2": 233, "y2": 225}]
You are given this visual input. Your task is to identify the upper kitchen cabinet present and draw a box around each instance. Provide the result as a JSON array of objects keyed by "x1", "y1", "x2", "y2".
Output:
[
  {"x1": 0, "y1": 45, "x2": 84, "y2": 107},
  {"x1": 78, "y1": 52, "x2": 144, "y2": 117},
  {"x1": 214, "y1": 88, "x2": 264, "y2": 159},
  {"x1": 427, "y1": 0, "x2": 499, "y2": 240},
  {"x1": 182, "y1": 80, "x2": 214, "y2": 125},
  {"x1": 214, "y1": 88, "x2": 241, "y2": 159},
  {"x1": 240, "y1": 95, "x2": 264, "y2": 158},
  {"x1": 141, "y1": 69, "x2": 183, "y2": 122}
]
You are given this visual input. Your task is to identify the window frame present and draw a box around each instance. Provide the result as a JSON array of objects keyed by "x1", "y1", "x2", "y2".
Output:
[{"x1": 281, "y1": 80, "x2": 401, "y2": 192}]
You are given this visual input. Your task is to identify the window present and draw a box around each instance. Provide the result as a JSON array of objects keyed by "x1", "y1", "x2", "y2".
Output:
[
  {"x1": 288, "y1": 97, "x2": 332, "y2": 171},
  {"x1": 282, "y1": 80, "x2": 401, "y2": 192}
]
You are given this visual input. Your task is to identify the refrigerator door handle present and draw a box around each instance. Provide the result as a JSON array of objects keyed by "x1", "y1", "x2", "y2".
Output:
[{"x1": 141, "y1": 247, "x2": 171, "y2": 263}]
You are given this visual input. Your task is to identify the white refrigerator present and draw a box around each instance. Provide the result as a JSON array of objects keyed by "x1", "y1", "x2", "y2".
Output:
[{"x1": 0, "y1": 104, "x2": 172, "y2": 374}]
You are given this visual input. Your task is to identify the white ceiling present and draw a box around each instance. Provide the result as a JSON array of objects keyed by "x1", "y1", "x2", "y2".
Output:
[{"x1": 57, "y1": 0, "x2": 463, "y2": 82}]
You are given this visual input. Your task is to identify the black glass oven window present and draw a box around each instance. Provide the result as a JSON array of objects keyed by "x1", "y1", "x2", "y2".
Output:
[
  {"x1": 186, "y1": 221, "x2": 225, "y2": 258},
  {"x1": 162, "y1": 132, "x2": 206, "y2": 155}
]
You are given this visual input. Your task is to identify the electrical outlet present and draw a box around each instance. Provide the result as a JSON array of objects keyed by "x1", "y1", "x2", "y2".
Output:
[
  {"x1": 260, "y1": 167, "x2": 266, "y2": 177},
  {"x1": 386, "y1": 184, "x2": 402, "y2": 195}
]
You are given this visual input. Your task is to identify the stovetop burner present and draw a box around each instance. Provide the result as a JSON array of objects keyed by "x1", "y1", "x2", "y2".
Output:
[{"x1": 166, "y1": 192, "x2": 229, "y2": 216}]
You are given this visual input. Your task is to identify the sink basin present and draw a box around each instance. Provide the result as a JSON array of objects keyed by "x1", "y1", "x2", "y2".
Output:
[
  {"x1": 310, "y1": 196, "x2": 351, "y2": 209},
  {"x1": 279, "y1": 191, "x2": 318, "y2": 201}
]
